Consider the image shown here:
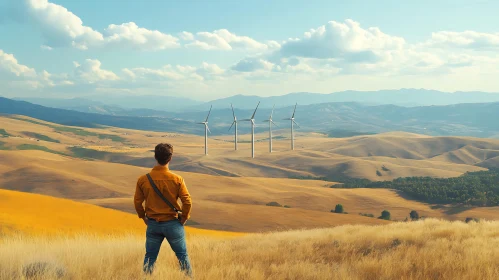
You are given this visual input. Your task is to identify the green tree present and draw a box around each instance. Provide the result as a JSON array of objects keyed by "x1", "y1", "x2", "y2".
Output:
[
  {"x1": 379, "y1": 210, "x2": 391, "y2": 220},
  {"x1": 334, "y1": 204, "x2": 344, "y2": 213},
  {"x1": 409, "y1": 210, "x2": 419, "y2": 221}
]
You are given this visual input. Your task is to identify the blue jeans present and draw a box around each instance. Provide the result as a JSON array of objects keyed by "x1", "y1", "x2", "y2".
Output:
[{"x1": 143, "y1": 219, "x2": 192, "y2": 276}]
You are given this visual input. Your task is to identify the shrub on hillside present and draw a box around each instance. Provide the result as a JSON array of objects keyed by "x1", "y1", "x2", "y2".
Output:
[
  {"x1": 359, "y1": 213, "x2": 375, "y2": 218},
  {"x1": 266, "y1": 202, "x2": 282, "y2": 207},
  {"x1": 465, "y1": 217, "x2": 480, "y2": 223},
  {"x1": 283, "y1": 205, "x2": 291, "y2": 208},
  {"x1": 334, "y1": 204, "x2": 344, "y2": 213},
  {"x1": 379, "y1": 210, "x2": 391, "y2": 220},
  {"x1": 376, "y1": 170, "x2": 382, "y2": 176},
  {"x1": 410, "y1": 210, "x2": 420, "y2": 221}
]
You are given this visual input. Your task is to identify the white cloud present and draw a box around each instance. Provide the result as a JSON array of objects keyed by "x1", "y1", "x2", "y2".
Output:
[
  {"x1": 0, "y1": 49, "x2": 37, "y2": 78},
  {"x1": 0, "y1": 49, "x2": 74, "y2": 90},
  {"x1": 179, "y1": 31, "x2": 194, "y2": 41},
  {"x1": 122, "y1": 65, "x2": 184, "y2": 81},
  {"x1": 279, "y1": 19, "x2": 405, "y2": 61},
  {"x1": 40, "y1": 45, "x2": 53, "y2": 51},
  {"x1": 22, "y1": 0, "x2": 104, "y2": 50},
  {"x1": 426, "y1": 31, "x2": 499, "y2": 50},
  {"x1": 231, "y1": 58, "x2": 275, "y2": 72},
  {"x1": 74, "y1": 59, "x2": 119, "y2": 83},
  {"x1": 104, "y1": 22, "x2": 179, "y2": 51},
  {"x1": 9, "y1": 0, "x2": 179, "y2": 51},
  {"x1": 123, "y1": 62, "x2": 225, "y2": 82},
  {"x1": 187, "y1": 29, "x2": 273, "y2": 51}
]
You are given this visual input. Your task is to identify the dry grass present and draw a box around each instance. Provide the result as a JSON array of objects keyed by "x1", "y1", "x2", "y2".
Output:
[{"x1": 1, "y1": 219, "x2": 499, "y2": 280}]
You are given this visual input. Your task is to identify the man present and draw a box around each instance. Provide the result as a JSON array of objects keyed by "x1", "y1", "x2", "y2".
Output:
[{"x1": 134, "y1": 143, "x2": 193, "y2": 276}]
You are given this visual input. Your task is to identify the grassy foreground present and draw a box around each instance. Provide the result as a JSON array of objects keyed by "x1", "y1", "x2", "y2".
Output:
[{"x1": 1, "y1": 219, "x2": 499, "y2": 280}]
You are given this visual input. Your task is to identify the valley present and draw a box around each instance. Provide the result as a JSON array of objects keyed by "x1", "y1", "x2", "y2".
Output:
[{"x1": 1, "y1": 115, "x2": 499, "y2": 233}]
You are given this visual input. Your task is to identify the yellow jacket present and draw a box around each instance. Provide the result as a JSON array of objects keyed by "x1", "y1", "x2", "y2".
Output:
[{"x1": 134, "y1": 165, "x2": 192, "y2": 222}]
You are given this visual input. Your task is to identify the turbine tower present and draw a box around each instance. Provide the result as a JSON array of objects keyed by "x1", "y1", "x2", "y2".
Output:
[
  {"x1": 242, "y1": 101, "x2": 260, "y2": 158},
  {"x1": 228, "y1": 103, "x2": 238, "y2": 150},
  {"x1": 263, "y1": 105, "x2": 278, "y2": 153},
  {"x1": 284, "y1": 103, "x2": 300, "y2": 150},
  {"x1": 198, "y1": 105, "x2": 212, "y2": 155}
]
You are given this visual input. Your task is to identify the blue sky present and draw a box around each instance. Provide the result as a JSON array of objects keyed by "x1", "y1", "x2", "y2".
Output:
[{"x1": 1, "y1": 0, "x2": 499, "y2": 101}]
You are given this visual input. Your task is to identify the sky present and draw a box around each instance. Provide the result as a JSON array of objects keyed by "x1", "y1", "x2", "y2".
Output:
[{"x1": 1, "y1": 0, "x2": 499, "y2": 101}]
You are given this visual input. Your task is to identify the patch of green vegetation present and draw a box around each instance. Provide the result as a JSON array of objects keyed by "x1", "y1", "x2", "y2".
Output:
[
  {"x1": 54, "y1": 126, "x2": 98, "y2": 137},
  {"x1": 16, "y1": 144, "x2": 65, "y2": 155},
  {"x1": 23, "y1": 132, "x2": 60, "y2": 143},
  {"x1": 11, "y1": 117, "x2": 124, "y2": 142},
  {"x1": 0, "y1": 141, "x2": 10, "y2": 150},
  {"x1": 0, "y1": 129, "x2": 10, "y2": 137},
  {"x1": 331, "y1": 169, "x2": 499, "y2": 206},
  {"x1": 266, "y1": 201, "x2": 282, "y2": 207},
  {"x1": 327, "y1": 129, "x2": 376, "y2": 138},
  {"x1": 54, "y1": 127, "x2": 126, "y2": 142},
  {"x1": 68, "y1": 147, "x2": 109, "y2": 160},
  {"x1": 289, "y1": 175, "x2": 328, "y2": 181},
  {"x1": 11, "y1": 117, "x2": 55, "y2": 127},
  {"x1": 359, "y1": 213, "x2": 375, "y2": 218},
  {"x1": 379, "y1": 210, "x2": 391, "y2": 220},
  {"x1": 98, "y1": 134, "x2": 126, "y2": 142}
]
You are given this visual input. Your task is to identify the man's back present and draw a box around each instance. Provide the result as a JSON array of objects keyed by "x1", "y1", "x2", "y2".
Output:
[
  {"x1": 134, "y1": 165, "x2": 192, "y2": 222},
  {"x1": 134, "y1": 143, "x2": 193, "y2": 277}
]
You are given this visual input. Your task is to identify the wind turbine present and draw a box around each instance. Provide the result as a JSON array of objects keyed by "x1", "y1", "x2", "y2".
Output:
[
  {"x1": 284, "y1": 103, "x2": 300, "y2": 150},
  {"x1": 198, "y1": 105, "x2": 212, "y2": 155},
  {"x1": 242, "y1": 101, "x2": 260, "y2": 158},
  {"x1": 228, "y1": 103, "x2": 238, "y2": 150},
  {"x1": 263, "y1": 105, "x2": 278, "y2": 153}
]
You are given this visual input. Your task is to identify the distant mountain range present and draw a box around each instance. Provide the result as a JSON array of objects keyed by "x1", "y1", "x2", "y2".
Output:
[
  {"x1": 0, "y1": 97, "x2": 202, "y2": 134},
  {"x1": 2, "y1": 96, "x2": 499, "y2": 138},
  {"x1": 16, "y1": 89, "x2": 499, "y2": 113}
]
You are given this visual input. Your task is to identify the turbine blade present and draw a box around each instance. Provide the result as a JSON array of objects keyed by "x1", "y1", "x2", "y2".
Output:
[
  {"x1": 271, "y1": 120, "x2": 278, "y2": 127},
  {"x1": 293, "y1": 120, "x2": 300, "y2": 128},
  {"x1": 206, "y1": 125, "x2": 211, "y2": 134},
  {"x1": 228, "y1": 121, "x2": 235, "y2": 131},
  {"x1": 205, "y1": 105, "x2": 213, "y2": 122},
  {"x1": 270, "y1": 104, "x2": 275, "y2": 119},
  {"x1": 292, "y1": 103, "x2": 297, "y2": 118},
  {"x1": 282, "y1": 118, "x2": 292, "y2": 120},
  {"x1": 241, "y1": 119, "x2": 252, "y2": 121},
  {"x1": 231, "y1": 103, "x2": 236, "y2": 120},
  {"x1": 251, "y1": 101, "x2": 260, "y2": 119}
]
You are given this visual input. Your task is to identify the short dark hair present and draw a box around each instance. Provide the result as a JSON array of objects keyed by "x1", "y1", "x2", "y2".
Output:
[{"x1": 155, "y1": 143, "x2": 173, "y2": 165}]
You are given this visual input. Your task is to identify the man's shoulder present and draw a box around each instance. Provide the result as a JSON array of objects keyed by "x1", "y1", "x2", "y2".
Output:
[
  {"x1": 137, "y1": 174, "x2": 148, "y2": 184},
  {"x1": 166, "y1": 170, "x2": 184, "y2": 182},
  {"x1": 167, "y1": 170, "x2": 183, "y2": 179}
]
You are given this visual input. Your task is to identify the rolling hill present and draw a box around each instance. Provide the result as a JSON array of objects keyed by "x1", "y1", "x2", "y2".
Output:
[
  {"x1": 2, "y1": 115, "x2": 499, "y2": 232},
  {"x1": 1, "y1": 115, "x2": 496, "y2": 182},
  {"x1": 0, "y1": 189, "x2": 242, "y2": 237}
]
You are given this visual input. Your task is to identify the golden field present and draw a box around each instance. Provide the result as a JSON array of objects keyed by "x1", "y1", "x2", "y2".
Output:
[
  {"x1": 2, "y1": 115, "x2": 499, "y2": 232},
  {"x1": 0, "y1": 189, "x2": 242, "y2": 238},
  {"x1": 1, "y1": 219, "x2": 498, "y2": 280}
]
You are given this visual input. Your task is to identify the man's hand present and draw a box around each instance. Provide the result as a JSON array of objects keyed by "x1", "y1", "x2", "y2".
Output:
[
  {"x1": 179, "y1": 216, "x2": 187, "y2": 226},
  {"x1": 142, "y1": 217, "x2": 148, "y2": 225}
]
